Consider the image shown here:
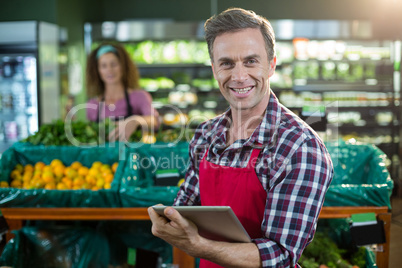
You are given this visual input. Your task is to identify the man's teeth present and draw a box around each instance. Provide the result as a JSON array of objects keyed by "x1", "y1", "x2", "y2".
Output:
[{"x1": 233, "y1": 86, "x2": 252, "y2": 94}]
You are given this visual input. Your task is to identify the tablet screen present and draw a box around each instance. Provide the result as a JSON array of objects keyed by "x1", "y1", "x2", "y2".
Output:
[{"x1": 152, "y1": 205, "x2": 251, "y2": 243}]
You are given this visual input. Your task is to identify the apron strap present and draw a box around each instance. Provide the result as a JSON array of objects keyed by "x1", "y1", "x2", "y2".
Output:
[
  {"x1": 246, "y1": 147, "x2": 262, "y2": 169},
  {"x1": 95, "y1": 89, "x2": 133, "y2": 122},
  {"x1": 123, "y1": 89, "x2": 133, "y2": 119}
]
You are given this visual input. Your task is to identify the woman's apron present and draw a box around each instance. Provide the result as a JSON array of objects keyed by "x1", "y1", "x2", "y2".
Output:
[
  {"x1": 96, "y1": 89, "x2": 133, "y2": 122},
  {"x1": 198, "y1": 147, "x2": 267, "y2": 268}
]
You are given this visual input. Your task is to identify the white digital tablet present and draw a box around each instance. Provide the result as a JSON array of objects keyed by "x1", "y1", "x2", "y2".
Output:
[{"x1": 152, "y1": 205, "x2": 251, "y2": 243}]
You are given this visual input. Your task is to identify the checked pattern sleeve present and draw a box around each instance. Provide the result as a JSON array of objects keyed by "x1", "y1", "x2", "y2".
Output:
[{"x1": 254, "y1": 137, "x2": 333, "y2": 267}]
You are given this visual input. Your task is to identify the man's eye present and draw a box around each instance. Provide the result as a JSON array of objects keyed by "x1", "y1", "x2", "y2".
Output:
[
  {"x1": 221, "y1": 62, "x2": 232, "y2": 67},
  {"x1": 247, "y1": 59, "x2": 256, "y2": 64}
]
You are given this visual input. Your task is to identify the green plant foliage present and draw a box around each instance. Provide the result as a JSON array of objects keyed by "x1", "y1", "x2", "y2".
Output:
[
  {"x1": 22, "y1": 120, "x2": 194, "y2": 146},
  {"x1": 299, "y1": 232, "x2": 366, "y2": 268}
]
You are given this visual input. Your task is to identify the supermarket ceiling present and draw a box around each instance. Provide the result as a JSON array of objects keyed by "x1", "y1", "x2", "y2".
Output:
[{"x1": 86, "y1": 20, "x2": 373, "y2": 43}]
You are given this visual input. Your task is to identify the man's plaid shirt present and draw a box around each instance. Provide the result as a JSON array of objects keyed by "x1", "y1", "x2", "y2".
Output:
[{"x1": 174, "y1": 92, "x2": 334, "y2": 267}]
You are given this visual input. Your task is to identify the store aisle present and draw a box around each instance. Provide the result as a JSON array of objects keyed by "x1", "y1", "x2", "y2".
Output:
[{"x1": 390, "y1": 196, "x2": 402, "y2": 266}]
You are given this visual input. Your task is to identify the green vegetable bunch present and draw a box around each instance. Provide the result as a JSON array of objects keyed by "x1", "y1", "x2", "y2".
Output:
[
  {"x1": 23, "y1": 119, "x2": 109, "y2": 146},
  {"x1": 22, "y1": 120, "x2": 194, "y2": 146},
  {"x1": 299, "y1": 232, "x2": 367, "y2": 268}
]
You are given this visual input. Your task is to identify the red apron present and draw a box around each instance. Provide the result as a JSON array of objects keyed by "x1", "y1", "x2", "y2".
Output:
[{"x1": 198, "y1": 147, "x2": 267, "y2": 268}]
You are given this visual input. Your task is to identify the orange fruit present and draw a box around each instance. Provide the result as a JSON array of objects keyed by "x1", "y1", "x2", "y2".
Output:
[
  {"x1": 78, "y1": 166, "x2": 89, "y2": 177},
  {"x1": 91, "y1": 161, "x2": 102, "y2": 169},
  {"x1": 15, "y1": 164, "x2": 24, "y2": 173},
  {"x1": 45, "y1": 182, "x2": 56, "y2": 190},
  {"x1": 56, "y1": 182, "x2": 68, "y2": 190},
  {"x1": 73, "y1": 176, "x2": 85, "y2": 187},
  {"x1": 24, "y1": 164, "x2": 34, "y2": 173},
  {"x1": 61, "y1": 177, "x2": 73, "y2": 189},
  {"x1": 81, "y1": 182, "x2": 91, "y2": 190},
  {"x1": 50, "y1": 159, "x2": 63, "y2": 167},
  {"x1": 91, "y1": 186, "x2": 100, "y2": 191},
  {"x1": 104, "y1": 183, "x2": 112, "y2": 190},
  {"x1": 32, "y1": 173, "x2": 41, "y2": 181},
  {"x1": 88, "y1": 168, "x2": 99, "y2": 177},
  {"x1": 53, "y1": 165, "x2": 65, "y2": 178},
  {"x1": 100, "y1": 164, "x2": 110, "y2": 172},
  {"x1": 10, "y1": 180, "x2": 22, "y2": 188},
  {"x1": 32, "y1": 178, "x2": 45, "y2": 189},
  {"x1": 42, "y1": 171, "x2": 55, "y2": 184},
  {"x1": 34, "y1": 162, "x2": 46, "y2": 170},
  {"x1": 65, "y1": 167, "x2": 78, "y2": 179},
  {"x1": 71, "y1": 161, "x2": 83, "y2": 170},
  {"x1": 85, "y1": 175, "x2": 96, "y2": 186},
  {"x1": 101, "y1": 169, "x2": 112, "y2": 177},
  {"x1": 42, "y1": 165, "x2": 53, "y2": 173},
  {"x1": 111, "y1": 162, "x2": 118, "y2": 173},
  {"x1": 0, "y1": 181, "x2": 9, "y2": 188},
  {"x1": 96, "y1": 178, "x2": 105, "y2": 188},
  {"x1": 33, "y1": 170, "x2": 42, "y2": 177},
  {"x1": 142, "y1": 134, "x2": 156, "y2": 144},
  {"x1": 23, "y1": 182, "x2": 31, "y2": 189},
  {"x1": 10, "y1": 170, "x2": 22, "y2": 180},
  {"x1": 22, "y1": 173, "x2": 32, "y2": 183},
  {"x1": 104, "y1": 173, "x2": 114, "y2": 184},
  {"x1": 177, "y1": 178, "x2": 185, "y2": 186}
]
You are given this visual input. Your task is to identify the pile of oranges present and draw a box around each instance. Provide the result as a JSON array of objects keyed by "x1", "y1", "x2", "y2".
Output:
[{"x1": 2, "y1": 159, "x2": 119, "y2": 191}]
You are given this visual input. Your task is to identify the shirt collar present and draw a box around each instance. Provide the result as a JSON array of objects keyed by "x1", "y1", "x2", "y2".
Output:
[
  {"x1": 209, "y1": 91, "x2": 282, "y2": 149},
  {"x1": 251, "y1": 91, "x2": 281, "y2": 148}
]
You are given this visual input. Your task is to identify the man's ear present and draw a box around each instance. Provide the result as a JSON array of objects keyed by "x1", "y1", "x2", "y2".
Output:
[{"x1": 268, "y1": 56, "x2": 277, "y2": 78}]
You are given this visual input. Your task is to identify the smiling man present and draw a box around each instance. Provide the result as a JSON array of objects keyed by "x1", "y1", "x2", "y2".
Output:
[{"x1": 148, "y1": 8, "x2": 334, "y2": 268}]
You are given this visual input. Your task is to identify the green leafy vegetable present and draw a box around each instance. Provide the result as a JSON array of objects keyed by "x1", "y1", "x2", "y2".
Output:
[
  {"x1": 299, "y1": 232, "x2": 366, "y2": 268},
  {"x1": 22, "y1": 119, "x2": 194, "y2": 146}
]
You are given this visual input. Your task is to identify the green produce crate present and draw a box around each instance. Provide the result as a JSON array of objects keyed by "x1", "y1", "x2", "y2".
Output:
[
  {"x1": 118, "y1": 140, "x2": 393, "y2": 209},
  {"x1": 119, "y1": 141, "x2": 189, "y2": 207},
  {"x1": 0, "y1": 225, "x2": 110, "y2": 268},
  {"x1": 0, "y1": 142, "x2": 124, "y2": 207},
  {"x1": 324, "y1": 141, "x2": 394, "y2": 209},
  {"x1": 0, "y1": 222, "x2": 173, "y2": 268}
]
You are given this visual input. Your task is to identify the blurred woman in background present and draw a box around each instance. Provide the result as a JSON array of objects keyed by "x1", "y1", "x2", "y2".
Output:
[{"x1": 86, "y1": 42, "x2": 159, "y2": 141}]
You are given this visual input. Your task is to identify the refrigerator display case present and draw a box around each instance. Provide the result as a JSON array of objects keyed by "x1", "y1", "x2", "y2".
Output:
[{"x1": 0, "y1": 21, "x2": 60, "y2": 153}]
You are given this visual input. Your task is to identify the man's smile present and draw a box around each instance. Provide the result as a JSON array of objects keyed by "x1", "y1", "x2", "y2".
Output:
[{"x1": 230, "y1": 86, "x2": 254, "y2": 94}]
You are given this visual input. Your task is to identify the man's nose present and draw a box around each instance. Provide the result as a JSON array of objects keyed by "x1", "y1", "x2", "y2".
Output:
[{"x1": 231, "y1": 64, "x2": 248, "y2": 82}]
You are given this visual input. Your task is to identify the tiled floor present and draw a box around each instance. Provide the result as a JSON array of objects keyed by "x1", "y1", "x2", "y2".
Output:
[{"x1": 390, "y1": 196, "x2": 402, "y2": 267}]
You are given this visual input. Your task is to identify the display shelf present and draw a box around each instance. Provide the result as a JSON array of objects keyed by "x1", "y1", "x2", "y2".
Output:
[
  {"x1": 1, "y1": 206, "x2": 391, "y2": 268},
  {"x1": 293, "y1": 83, "x2": 393, "y2": 92},
  {"x1": 137, "y1": 63, "x2": 211, "y2": 69},
  {"x1": 327, "y1": 124, "x2": 398, "y2": 131},
  {"x1": 287, "y1": 106, "x2": 398, "y2": 113}
]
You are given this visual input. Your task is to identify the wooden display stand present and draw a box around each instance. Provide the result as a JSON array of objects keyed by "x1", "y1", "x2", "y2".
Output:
[{"x1": 1, "y1": 206, "x2": 391, "y2": 268}]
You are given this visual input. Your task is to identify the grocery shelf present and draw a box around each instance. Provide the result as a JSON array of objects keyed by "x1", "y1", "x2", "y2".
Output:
[
  {"x1": 287, "y1": 106, "x2": 399, "y2": 112},
  {"x1": 293, "y1": 83, "x2": 393, "y2": 92},
  {"x1": 2, "y1": 206, "x2": 391, "y2": 268},
  {"x1": 137, "y1": 63, "x2": 211, "y2": 68},
  {"x1": 327, "y1": 124, "x2": 399, "y2": 130}
]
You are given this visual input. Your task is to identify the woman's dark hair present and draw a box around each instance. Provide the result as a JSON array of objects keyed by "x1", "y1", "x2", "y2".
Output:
[
  {"x1": 86, "y1": 42, "x2": 140, "y2": 98},
  {"x1": 204, "y1": 7, "x2": 276, "y2": 62}
]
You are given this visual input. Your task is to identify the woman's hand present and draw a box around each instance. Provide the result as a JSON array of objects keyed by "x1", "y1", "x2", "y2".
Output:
[
  {"x1": 108, "y1": 115, "x2": 158, "y2": 142},
  {"x1": 108, "y1": 117, "x2": 140, "y2": 142}
]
